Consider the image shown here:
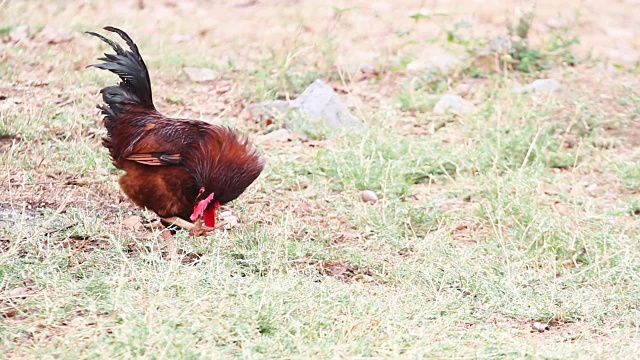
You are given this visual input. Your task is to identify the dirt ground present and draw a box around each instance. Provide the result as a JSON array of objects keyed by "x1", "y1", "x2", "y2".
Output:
[{"x1": 2, "y1": 0, "x2": 640, "y2": 358}]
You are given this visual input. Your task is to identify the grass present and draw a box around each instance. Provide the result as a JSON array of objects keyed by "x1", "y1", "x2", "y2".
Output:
[{"x1": 2, "y1": 0, "x2": 640, "y2": 358}]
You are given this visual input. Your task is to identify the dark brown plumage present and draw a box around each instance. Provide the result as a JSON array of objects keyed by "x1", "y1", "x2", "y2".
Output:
[{"x1": 87, "y1": 26, "x2": 264, "y2": 231}]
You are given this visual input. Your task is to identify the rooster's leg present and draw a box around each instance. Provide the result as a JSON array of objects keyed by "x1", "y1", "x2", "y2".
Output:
[
  {"x1": 161, "y1": 217, "x2": 200, "y2": 230},
  {"x1": 161, "y1": 228, "x2": 178, "y2": 262},
  {"x1": 160, "y1": 216, "x2": 224, "y2": 235}
]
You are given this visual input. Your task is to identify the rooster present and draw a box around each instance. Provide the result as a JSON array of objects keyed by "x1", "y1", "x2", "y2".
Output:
[{"x1": 87, "y1": 26, "x2": 264, "y2": 243}]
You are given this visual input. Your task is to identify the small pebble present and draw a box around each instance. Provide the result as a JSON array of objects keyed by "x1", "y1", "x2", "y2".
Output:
[
  {"x1": 516, "y1": 78, "x2": 562, "y2": 94},
  {"x1": 532, "y1": 322, "x2": 550, "y2": 332},
  {"x1": 183, "y1": 67, "x2": 217, "y2": 82},
  {"x1": 8, "y1": 286, "x2": 28, "y2": 298},
  {"x1": 433, "y1": 94, "x2": 475, "y2": 114},
  {"x1": 361, "y1": 190, "x2": 378, "y2": 203},
  {"x1": 122, "y1": 215, "x2": 142, "y2": 230},
  {"x1": 222, "y1": 215, "x2": 239, "y2": 229},
  {"x1": 258, "y1": 128, "x2": 291, "y2": 143}
]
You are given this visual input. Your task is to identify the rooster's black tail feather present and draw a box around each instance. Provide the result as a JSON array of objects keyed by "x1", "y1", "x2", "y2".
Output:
[{"x1": 87, "y1": 26, "x2": 155, "y2": 132}]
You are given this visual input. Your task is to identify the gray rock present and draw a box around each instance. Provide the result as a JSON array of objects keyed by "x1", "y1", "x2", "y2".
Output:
[
  {"x1": 242, "y1": 80, "x2": 363, "y2": 136},
  {"x1": 183, "y1": 67, "x2": 217, "y2": 82},
  {"x1": 483, "y1": 37, "x2": 511, "y2": 53},
  {"x1": 472, "y1": 37, "x2": 511, "y2": 73},
  {"x1": 454, "y1": 83, "x2": 472, "y2": 97},
  {"x1": 245, "y1": 100, "x2": 290, "y2": 122},
  {"x1": 545, "y1": 18, "x2": 566, "y2": 30},
  {"x1": 606, "y1": 27, "x2": 634, "y2": 39},
  {"x1": 35, "y1": 27, "x2": 73, "y2": 44},
  {"x1": 290, "y1": 79, "x2": 362, "y2": 129},
  {"x1": 606, "y1": 48, "x2": 640, "y2": 65},
  {"x1": 516, "y1": 78, "x2": 562, "y2": 94},
  {"x1": 258, "y1": 128, "x2": 291, "y2": 142},
  {"x1": 405, "y1": 52, "x2": 461, "y2": 72},
  {"x1": 427, "y1": 53, "x2": 461, "y2": 71},
  {"x1": 405, "y1": 60, "x2": 427, "y2": 72},
  {"x1": 9, "y1": 25, "x2": 29, "y2": 43},
  {"x1": 171, "y1": 33, "x2": 192, "y2": 43},
  {"x1": 358, "y1": 63, "x2": 377, "y2": 74},
  {"x1": 433, "y1": 94, "x2": 475, "y2": 114}
]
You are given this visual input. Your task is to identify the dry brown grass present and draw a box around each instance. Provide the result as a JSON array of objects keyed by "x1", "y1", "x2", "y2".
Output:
[{"x1": 2, "y1": 0, "x2": 640, "y2": 358}]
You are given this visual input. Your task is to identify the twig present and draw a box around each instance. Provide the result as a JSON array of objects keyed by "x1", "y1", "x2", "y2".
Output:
[
  {"x1": 521, "y1": 127, "x2": 541, "y2": 168},
  {"x1": 5, "y1": 180, "x2": 99, "y2": 187},
  {"x1": 40, "y1": 199, "x2": 69, "y2": 229},
  {"x1": 43, "y1": 222, "x2": 77, "y2": 236},
  {"x1": 6, "y1": 181, "x2": 67, "y2": 187}
]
